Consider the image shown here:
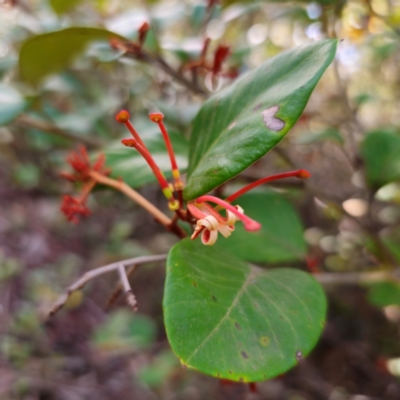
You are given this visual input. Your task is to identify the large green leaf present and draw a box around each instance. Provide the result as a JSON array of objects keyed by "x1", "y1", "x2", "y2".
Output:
[
  {"x1": 104, "y1": 122, "x2": 188, "y2": 188},
  {"x1": 19, "y1": 27, "x2": 125, "y2": 85},
  {"x1": 0, "y1": 84, "x2": 28, "y2": 126},
  {"x1": 183, "y1": 39, "x2": 337, "y2": 200},
  {"x1": 164, "y1": 239, "x2": 326, "y2": 382},
  {"x1": 361, "y1": 130, "x2": 400, "y2": 189},
  {"x1": 215, "y1": 192, "x2": 307, "y2": 263}
]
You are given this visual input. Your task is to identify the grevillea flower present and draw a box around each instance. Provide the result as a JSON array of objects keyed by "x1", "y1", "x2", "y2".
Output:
[
  {"x1": 114, "y1": 109, "x2": 311, "y2": 245},
  {"x1": 188, "y1": 200, "x2": 245, "y2": 245},
  {"x1": 187, "y1": 196, "x2": 260, "y2": 246},
  {"x1": 185, "y1": 171, "x2": 310, "y2": 246}
]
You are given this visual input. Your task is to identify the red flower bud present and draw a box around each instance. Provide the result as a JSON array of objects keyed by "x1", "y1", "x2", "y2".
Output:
[
  {"x1": 60, "y1": 195, "x2": 91, "y2": 223},
  {"x1": 116, "y1": 110, "x2": 130, "y2": 123},
  {"x1": 213, "y1": 45, "x2": 230, "y2": 75},
  {"x1": 138, "y1": 22, "x2": 150, "y2": 45}
]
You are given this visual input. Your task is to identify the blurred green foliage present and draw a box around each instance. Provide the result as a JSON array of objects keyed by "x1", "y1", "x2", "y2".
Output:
[{"x1": 2, "y1": 0, "x2": 400, "y2": 397}]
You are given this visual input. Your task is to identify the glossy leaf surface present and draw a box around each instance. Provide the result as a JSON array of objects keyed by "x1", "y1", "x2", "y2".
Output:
[
  {"x1": 361, "y1": 130, "x2": 400, "y2": 189},
  {"x1": 184, "y1": 39, "x2": 337, "y2": 200},
  {"x1": 164, "y1": 239, "x2": 326, "y2": 381},
  {"x1": 215, "y1": 192, "x2": 307, "y2": 263},
  {"x1": 19, "y1": 27, "x2": 125, "y2": 85}
]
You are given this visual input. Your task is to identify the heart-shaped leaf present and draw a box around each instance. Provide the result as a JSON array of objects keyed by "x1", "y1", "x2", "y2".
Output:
[
  {"x1": 183, "y1": 39, "x2": 337, "y2": 200},
  {"x1": 19, "y1": 27, "x2": 125, "y2": 86},
  {"x1": 164, "y1": 239, "x2": 326, "y2": 381},
  {"x1": 103, "y1": 122, "x2": 188, "y2": 188},
  {"x1": 215, "y1": 192, "x2": 307, "y2": 263},
  {"x1": 361, "y1": 130, "x2": 400, "y2": 189}
]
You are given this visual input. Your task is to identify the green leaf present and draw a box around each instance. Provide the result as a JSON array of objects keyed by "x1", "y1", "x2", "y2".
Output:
[
  {"x1": 183, "y1": 39, "x2": 337, "y2": 200},
  {"x1": 0, "y1": 84, "x2": 28, "y2": 126},
  {"x1": 367, "y1": 282, "x2": 400, "y2": 307},
  {"x1": 19, "y1": 27, "x2": 125, "y2": 86},
  {"x1": 103, "y1": 121, "x2": 188, "y2": 188},
  {"x1": 164, "y1": 239, "x2": 326, "y2": 381},
  {"x1": 49, "y1": 0, "x2": 83, "y2": 15},
  {"x1": 361, "y1": 130, "x2": 400, "y2": 189},
  {"x1": 215, "y1": 192, "x2": 307, "y2": 263}
]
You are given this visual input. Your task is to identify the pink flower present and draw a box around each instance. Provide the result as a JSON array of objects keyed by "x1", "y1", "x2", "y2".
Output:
[{"x1": 187, "y1": 196, "x2": 260, "y2": 246}]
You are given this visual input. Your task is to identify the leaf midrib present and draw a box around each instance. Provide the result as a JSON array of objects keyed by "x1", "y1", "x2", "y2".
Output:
[{"x1": 184, "y1": 267, "x2": 259, "y2": 364}]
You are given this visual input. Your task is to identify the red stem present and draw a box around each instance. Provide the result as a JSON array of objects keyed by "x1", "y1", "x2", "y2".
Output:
[
  {"x1": 125, "y1": 120, "x2": 149, "y2": 152},
  {"x1": 79, "y1": 180, "x2": 96, "y2": 203},
  {"x1": 149, "y1": 113, "x2": 183, "y2": 189},
  {"x1": 158, "y1": 119, "x2": 179, "y2": 171},
  {"x1": 122, "y1": 139, "x2": 169, "y2": 191},
  {"x1": 115, "y1": 110, "x2": 149, "y2": 152}
]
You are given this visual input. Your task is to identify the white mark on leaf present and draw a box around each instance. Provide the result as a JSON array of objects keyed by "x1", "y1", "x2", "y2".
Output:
[
  {"x1": 228, "y1": 121, "x2": 236, "y2": 130},
  {"x1": 262, "y1": 106, "x2": 285, "y2": 131},
  {"x1": 295, "y1": 350, "x2": 303, "y2": 361}
]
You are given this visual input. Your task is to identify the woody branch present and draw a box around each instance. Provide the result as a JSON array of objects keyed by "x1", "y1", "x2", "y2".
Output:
[{"x1": 49, "y1": 254, "x2": 168, "y2": 316}]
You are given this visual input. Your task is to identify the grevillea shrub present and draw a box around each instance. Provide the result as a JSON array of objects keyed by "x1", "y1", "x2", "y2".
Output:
[{"x1": 46, "y1": 36, "x2": 339, "y2": 385}]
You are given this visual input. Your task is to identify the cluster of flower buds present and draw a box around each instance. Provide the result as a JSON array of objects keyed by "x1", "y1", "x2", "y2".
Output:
[
  {"x1": 116, "y1": 110, "x2": 182, "y2": 211},
  {"x1": 60, "y1": 146, "x2": 110, "y2": 223},
  {"x1": 184, "y1": 38, "x2": 238, "y2": 80}
]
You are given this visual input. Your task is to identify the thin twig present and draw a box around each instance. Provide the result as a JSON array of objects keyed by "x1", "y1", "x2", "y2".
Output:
[
  {"x1": 89, "y1": 171, "x2": 187, "y2": 238},
  {"x1": 118, "y1": 264, "x2": 137, "y2": 310},
  {"x1": 49, "y1": 254, "x2": 167, "y2": 316},
  {"x1": 116, "y1": 42, "x2": 207, "y2": 96},
  {"x1": 89, "y1": 171, "x2": 172, "y2": 227},
  {"x1": 105, "y1": 264, "x2": 138, "y2": 308},
  {"x1": 15, "y1": 115, "x2": 102, "y2": 148}
]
